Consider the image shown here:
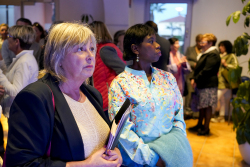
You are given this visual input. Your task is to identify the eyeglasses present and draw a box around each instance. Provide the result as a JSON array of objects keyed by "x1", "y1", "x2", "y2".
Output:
[
  {"x1": 199, "y1": 41, "x2": 208, "y2": 45},
  {"x1": 7, "y1": 34, "x2": 14, "y2": 38}
]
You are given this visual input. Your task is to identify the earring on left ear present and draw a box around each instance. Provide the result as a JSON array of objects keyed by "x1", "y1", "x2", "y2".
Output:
[{"x1": 136, "y1": 55, "x2": 139, "y2": 62}]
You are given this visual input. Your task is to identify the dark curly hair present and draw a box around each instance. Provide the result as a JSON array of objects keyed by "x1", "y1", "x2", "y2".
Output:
[
  {"x1": 168, "y1": 37, "x2": 179, "y2": 45},
  {"x1": 123, "y1": 24, "x2": 155, "y2": 61},
  {"x1": 218, "y1": 40, "x2": 233, "y2": 54}
]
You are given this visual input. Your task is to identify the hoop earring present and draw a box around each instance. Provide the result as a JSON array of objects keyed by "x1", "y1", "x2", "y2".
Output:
[{"x1": 136, "y1": 55, "x2": 139, "y2": 62}]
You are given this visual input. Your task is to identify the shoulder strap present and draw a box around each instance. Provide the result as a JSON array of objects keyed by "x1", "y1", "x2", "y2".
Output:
[{"x1": 45, "y1": 84, "x2": 55, "y2": 157}]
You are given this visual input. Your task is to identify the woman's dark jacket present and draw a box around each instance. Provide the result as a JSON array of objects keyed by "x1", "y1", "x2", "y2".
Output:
[
  {"x1": 193, "y1": 48, "x2": 221, "y2": 89},
  {"x1": 6, "y1": 73, "x2": 110, "y2": 167}
]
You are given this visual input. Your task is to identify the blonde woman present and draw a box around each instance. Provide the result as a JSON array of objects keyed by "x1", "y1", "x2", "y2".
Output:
[
  {"x1": 6, "y1": 22, "x2": 122, "y2": 167},
  {"x1": 189, "y1": 33, "x2": 221, "y2": 135}
]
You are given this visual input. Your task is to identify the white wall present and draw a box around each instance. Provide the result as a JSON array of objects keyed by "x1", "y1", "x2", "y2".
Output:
[
  {"x1": 103, "y1": 0, "x2": 129, "y2": 36},
  {"x1": 129, "y1": 0, "x2": 145, "y2": 27},
  {"x1": 58, "y1": 0, "x2": 104, "y2": 23},
  {"x1": 24, "y1": 2, "x2": 45, "y2": 26},
  {"x1": 191, "y1": 0, "x2": 249, "y2": 76}
]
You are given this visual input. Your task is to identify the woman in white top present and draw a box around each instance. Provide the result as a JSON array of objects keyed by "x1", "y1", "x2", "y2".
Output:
[
  {"x1": 0, "y1": 25, "x2": 38, "y2": 118},
  {"x1": 6, "y1": 22, "x2": 122, "y2": 167},
  {"x1": 167, "y1": 37, "x2": 191, "y2": 96}
]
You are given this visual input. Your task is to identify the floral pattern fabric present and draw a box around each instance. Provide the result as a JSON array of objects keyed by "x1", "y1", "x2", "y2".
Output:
[{"x1": 108, "y1": 66, "x2": 186, "y2": 166}]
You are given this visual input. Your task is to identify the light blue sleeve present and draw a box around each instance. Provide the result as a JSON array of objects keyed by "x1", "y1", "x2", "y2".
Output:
[
  {"x1": 168, "y1": 73, "x2": 187, "y2": 135},
  {"x1": 108, "y1": 80, "x2": 159, "y2": 166}
]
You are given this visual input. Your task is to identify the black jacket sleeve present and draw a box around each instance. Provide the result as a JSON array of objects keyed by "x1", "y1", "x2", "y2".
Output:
[
  {"x1": 100, "y1": 46, "x2": 126, "y2": 75},
  {"x1": 6, "y1": 83, "x2": 66, "y2": 167}
]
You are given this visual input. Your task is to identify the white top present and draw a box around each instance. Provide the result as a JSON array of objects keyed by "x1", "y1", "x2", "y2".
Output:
[
  {"x1": 197, "y1": 46, "x2": 217, "y2": 61},
  {"x1": 63, "y1": 93, "x2": 110, "y2": 158},
  {"x1": 0, "y1": 50, "x2": 38, "y2": 117}
]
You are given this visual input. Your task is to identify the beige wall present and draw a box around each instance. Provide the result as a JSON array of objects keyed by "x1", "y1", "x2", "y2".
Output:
[
  {"x1": 57, "y1": 0, "x2": 104, "y2": 23},
  {"x1": 191, "y1": 0, "x2": 249, "y2": 76},
  {"x1": 9, "y1": 0, "x2": 248, "y2": 76}
]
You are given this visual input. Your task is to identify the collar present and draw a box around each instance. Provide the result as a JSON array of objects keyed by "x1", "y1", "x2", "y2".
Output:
[
  {"x1": 220, "y1": 52, "x2": 227, "y2": 57},
  {"x1": 125, "y1": 65, "x2": 157, "y2": 76},
  {"x1": 12, "y1": 50, "x2": 34, "y2": 62},
  {"x1": 202, "y1": 46, "x2": 217, "y2": 54}
]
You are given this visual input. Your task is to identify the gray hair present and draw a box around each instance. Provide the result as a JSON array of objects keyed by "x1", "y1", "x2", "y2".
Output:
[
  {"x1": 42, "y1": 22, "x2": 97, "y2": 82},
  {"x1": 8, "y1": 25, "x2": 36, "y2": 49}
]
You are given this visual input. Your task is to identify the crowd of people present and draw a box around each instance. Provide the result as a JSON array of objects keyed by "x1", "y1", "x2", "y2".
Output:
[{"x1": 0, "y1": 17, "x2": 240, "y2": 167}]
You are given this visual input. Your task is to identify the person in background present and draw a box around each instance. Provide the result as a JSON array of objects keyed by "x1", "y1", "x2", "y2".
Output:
[
  {"x1": 32, "y1": 22, "x2": 46, "y2": 47},
  {"x1": 145, "y1": 20, "x2": 171, "y2": 71},
  {"x1": 113, "y1": 30, "x2": 125, "y2": 53},
  {"x1": 0, "y1": 52, "x2": 5, "y2": 156},
  {"x1": 0, "y1": 25, "x2": 38, "y2": 118},
  {"x1": 38, "y1": 20, "x2": 64, "y2": 70},
  {"x1": 189, "y1": 33, "x2": 221, "y2": 135},
  {"x1": 1, "y1": 18, "x2": 41, "y2": 68},
  {"x1": 211, "y1": 40, "x2": 239, "y2": 123},
  {"x1": 89, "y1": 21, "x2": 126, "y2": 118},
  {"x1": 0, "y1": 24, "x2": 8, "y2": 50},
  {"x1": 167, "y1": 37, "x2": 191, "y2": 96},
  {"x1": 109, "y1": 24, "x2": 192, "y2": 167},
  {"x1": 6, "y1": 22, "x2": 122, "y2": 167},
  {"x1": 184, "y1": 34, "x2": 203, "y2": 115},
  {"x1": 0, "y1": 23, "x2": 7, "y2": 155}
]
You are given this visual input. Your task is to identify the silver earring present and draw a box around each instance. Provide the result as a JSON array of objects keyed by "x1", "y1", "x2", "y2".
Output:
[{"x1": 136, "y1": 55, "x2": 139, "y2": 62}]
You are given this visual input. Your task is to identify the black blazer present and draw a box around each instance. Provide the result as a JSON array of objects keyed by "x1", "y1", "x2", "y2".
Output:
[
  {"x1": 152, "y1": 34, "x2": 171, "y2": 71},
  {"x1": 193, "y1": 49, "x2": 221, "y2": 89},
  {"x1": 6, "y1": 73, "x2": 110, "y2": 167}
]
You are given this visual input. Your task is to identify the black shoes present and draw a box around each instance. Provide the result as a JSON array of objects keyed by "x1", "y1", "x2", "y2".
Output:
[
  {"x1": 197, "y1": 128, "x2": 210, "y2": 136},
  {"x1": 188, "y1": 124, "x2": 204, "y2": 132}
]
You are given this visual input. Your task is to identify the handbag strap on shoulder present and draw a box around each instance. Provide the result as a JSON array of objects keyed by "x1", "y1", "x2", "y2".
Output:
[{"x1": 45, "y1": 84, "x2": 55, "y2": 157}]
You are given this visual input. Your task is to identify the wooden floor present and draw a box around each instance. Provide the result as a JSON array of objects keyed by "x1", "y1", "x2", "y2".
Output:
[
  {"x1": 186, "y1": 119, "x2": 250, "y2": 167},
  {"x1": 1, "y1": 115, "x2": 250, "y2": 167}
]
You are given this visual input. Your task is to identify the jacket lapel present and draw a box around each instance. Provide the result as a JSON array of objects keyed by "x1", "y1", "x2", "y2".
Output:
[{"x1": 43, "y1": 74, "x2": 85, "y2": 160}]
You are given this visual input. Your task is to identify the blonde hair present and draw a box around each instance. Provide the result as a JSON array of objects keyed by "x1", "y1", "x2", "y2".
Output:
[
  {"x1": 41, "y1": 22, "x2": 97, "y2": 82},
  {"x1": 0, "y1": 23, "x2": 8, "y2": 30},
  {"x1": 202, "y1": 33, "x2": 217, "y2": 46},
  {"x1": 8, "y1": 25, "x2": 36, "y2": 49},
  {"x1": 89, "y1": 21, "x2": 112, "y2": 44}
]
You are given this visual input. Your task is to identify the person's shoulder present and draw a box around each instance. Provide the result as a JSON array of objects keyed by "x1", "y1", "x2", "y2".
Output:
[
  {"x1": 17, "y1": 80, "x2": 51, "y2": 99},
  {"x1": 110, "y1": 70, "x2": 127, "y2": 83},
  {"x1": 153, "y1": 67, "x2": 174, "y2": 78},
  {"x1": 18, "y1": 51, "x2": 38, "y2": 67}
]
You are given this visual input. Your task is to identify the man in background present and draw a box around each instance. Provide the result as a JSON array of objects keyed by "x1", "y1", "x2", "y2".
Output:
[
  {"x1": 184, "y1": 34, "x2": 203, "y2": 117},
  {"x1": 1, "y1": 18, "x2": 41, "y2": 68},
  {"x1": 145, "y1": 20, "x2": 171, "y2": 71}
]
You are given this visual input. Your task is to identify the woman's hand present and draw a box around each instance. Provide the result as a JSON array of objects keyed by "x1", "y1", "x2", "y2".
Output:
[
  {"x1": 221, "y1": 59, "x2": 227, "y2": 67},
  {"x1": 66, "y1": 147, "x2": 121, "y2": 167},
  {"x1": 156, "y1": 157, "x2": 165, "y2": 167},
  {"x1": 191, "y1": 79, "x2": 196, "y2": 89},
  {"x1": 103, "y1": 147, "x2": 122, "y2": 165},
  {"x1": 180, "y1": 56, "x2": 187, "y2": 63}
]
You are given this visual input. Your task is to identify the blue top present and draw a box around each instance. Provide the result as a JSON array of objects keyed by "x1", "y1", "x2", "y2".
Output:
[{"x1": 108, "y1": 66, "x2": 186, "y2": 166}]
